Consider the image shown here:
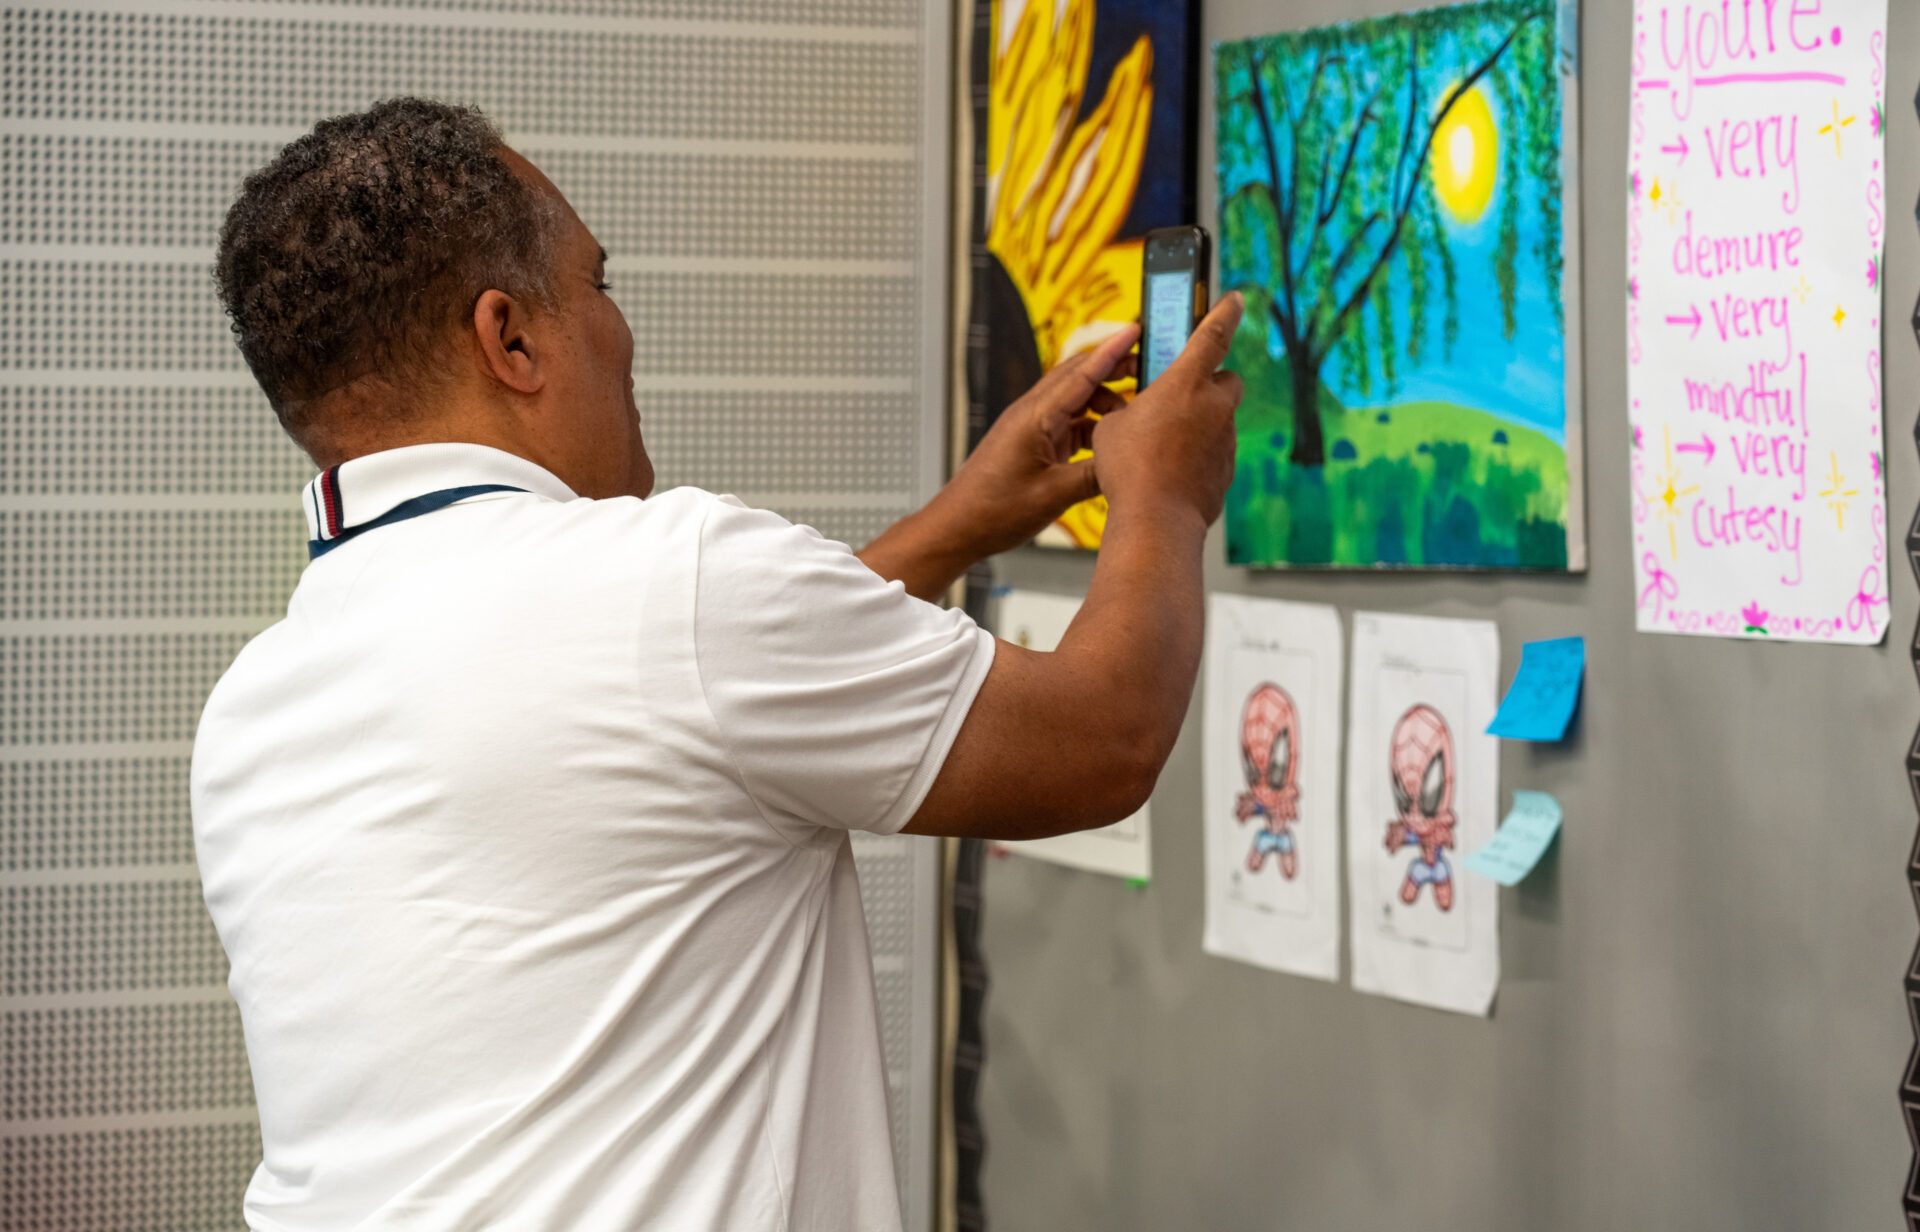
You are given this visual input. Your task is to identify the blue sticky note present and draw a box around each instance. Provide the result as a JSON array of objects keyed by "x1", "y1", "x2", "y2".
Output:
[
  {"x1": 1463, "y1": 791, "x2": 1563, "y2": 886},
  {"x1": 1487, "y1": 636, "x2": 1584, "y2": 741}
]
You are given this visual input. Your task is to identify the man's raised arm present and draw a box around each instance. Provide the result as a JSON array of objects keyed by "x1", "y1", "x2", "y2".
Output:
[{"x1": 904, "y1": 294, "x2": 1245, "y2": 840}]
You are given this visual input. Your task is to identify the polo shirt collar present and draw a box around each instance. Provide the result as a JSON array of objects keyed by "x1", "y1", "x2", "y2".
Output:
[{"x1": 301, "y1": 443, "x2": 579, "y2": 544}]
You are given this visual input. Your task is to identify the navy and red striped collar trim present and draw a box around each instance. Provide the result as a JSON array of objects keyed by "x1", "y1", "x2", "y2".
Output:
[
  {"x1": 300, "y1": 444, "x2": 580, "y2": 546},
  {"x1": 307, "y1": 465, "x2": 347, "y2": 541}
]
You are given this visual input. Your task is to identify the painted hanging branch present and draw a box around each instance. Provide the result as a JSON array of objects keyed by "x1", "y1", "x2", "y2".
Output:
[{"x1": 1217, "y1": 0, "x2": 1558, "y2": 466}]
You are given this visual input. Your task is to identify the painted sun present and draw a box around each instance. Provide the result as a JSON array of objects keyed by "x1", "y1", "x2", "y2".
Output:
[{"x1": 1429, "y1": 84, "x2": 1497, "y2": 223}]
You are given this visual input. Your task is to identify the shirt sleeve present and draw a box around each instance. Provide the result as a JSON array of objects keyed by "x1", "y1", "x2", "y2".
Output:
[{"x1": 692, "y1": 496, "x2": 995, "y2": 835}]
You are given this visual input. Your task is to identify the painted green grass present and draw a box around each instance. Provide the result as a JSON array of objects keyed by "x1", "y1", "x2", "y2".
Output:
[
  {"x1": 1222, "y1": 322, "x2": 1570, "y2": 569},
  {"x1": 1225, "y1": 398, "x2": 1570, "y2": 569}
]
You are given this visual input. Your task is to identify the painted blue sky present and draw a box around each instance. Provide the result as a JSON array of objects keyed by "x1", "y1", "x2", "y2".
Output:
[
  {"x1": 1215, "y1": 9, "x2": 1568, "y2": 445},
  {"x1": 1318, "y1": 134, "x2": 1568, "y2": 445}
]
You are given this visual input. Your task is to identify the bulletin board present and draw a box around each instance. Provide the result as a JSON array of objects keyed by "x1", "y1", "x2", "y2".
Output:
[{"x1": 971, "y1": 3, "x2": 1918, "y2": 1229}]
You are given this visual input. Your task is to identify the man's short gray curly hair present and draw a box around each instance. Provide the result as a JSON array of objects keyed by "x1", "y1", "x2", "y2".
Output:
[{"x1": 214, "y1": 97, "x2": 563, "y2": 435}]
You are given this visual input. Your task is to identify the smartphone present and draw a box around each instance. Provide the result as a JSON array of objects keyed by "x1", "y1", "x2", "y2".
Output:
[{"x1": 1138, "y1": 225, "x2": 1211, "y2": 388}]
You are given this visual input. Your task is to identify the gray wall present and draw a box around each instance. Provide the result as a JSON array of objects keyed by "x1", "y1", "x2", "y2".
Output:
[{"x1": 978, "y1": 3, "x2": 1919, "y2": 1229}]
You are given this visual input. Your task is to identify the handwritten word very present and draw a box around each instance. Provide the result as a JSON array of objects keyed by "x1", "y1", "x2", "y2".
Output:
[
  {"x1": 1728, "y1": 430, "x2": 1808, "y2": 498},
  {"x1": 1672, "y1": 211, "x2": 1802, "y2": 278},
  {"x1": 1692, "y1": 486, "x2": 1805, "y2": 584},
  {"x1": 1700, "y1": 113, "x2": 1800, "y2": 211},
  {"x1": 1706, "y1": 292, "x2": 1794, "y2": 365}
]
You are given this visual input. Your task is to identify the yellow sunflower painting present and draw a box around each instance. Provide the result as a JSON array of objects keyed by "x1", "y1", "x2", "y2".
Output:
[{"x1": 974, "y1": 0, "x2": 1197, "y2": 549}]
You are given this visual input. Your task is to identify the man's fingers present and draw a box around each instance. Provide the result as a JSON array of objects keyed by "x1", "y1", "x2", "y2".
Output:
[
  {"x1": 1048, "y1": 454, "x2": 1101, "y2": 508},
  {"x1": 1085, "y1": 386, "x2": 1126, "y2": 419},
  {"x1": 1039, "y1": 326, "x2": 1140, "y2": 410},
  {"x1": 1166, "y1": 292, "x2": 1244, "y2": 382}
]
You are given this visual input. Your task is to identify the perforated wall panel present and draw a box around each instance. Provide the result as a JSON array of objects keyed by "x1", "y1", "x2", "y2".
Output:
[{"x1": 2, "y1": 2, "x2": 951, "y2": 1227}]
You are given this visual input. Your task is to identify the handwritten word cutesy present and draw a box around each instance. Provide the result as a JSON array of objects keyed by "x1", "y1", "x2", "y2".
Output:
[
  {"x1": 1672, "y1": 211, "x2": 1802, "y2": 279},
  {"x1": 1699, "y1": 113, "x2": 1801, "y2": 211},
  {"x1": 1691, "y1": 486, "x2": 1804, "y2": 584}
]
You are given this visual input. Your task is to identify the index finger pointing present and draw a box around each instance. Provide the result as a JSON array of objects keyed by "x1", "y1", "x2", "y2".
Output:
[{"x1": 1166, "y1": 291, "x2": 1244, "y2": 381}]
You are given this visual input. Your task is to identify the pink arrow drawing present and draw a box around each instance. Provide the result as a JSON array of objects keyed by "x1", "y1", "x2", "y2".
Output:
[
  {"x1": 1675, "y1": 433, "x2": 1715, "y2": 465},
  {"x1": 1660, "y1": 134, "x2": 1689, "y2": 163},
  {"x1": 1665, "y1": 304, "x2": 1702, "y2": 338}
]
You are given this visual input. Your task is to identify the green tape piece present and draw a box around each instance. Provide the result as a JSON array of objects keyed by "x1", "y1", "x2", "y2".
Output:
[{"x1": 1125, "y1": 877, "x2": 1149, "y2": 890}]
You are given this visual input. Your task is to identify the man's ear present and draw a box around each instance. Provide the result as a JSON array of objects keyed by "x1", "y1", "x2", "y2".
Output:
[{"x1": 472, "y1": 289, "x2": 544, "y2": 395}]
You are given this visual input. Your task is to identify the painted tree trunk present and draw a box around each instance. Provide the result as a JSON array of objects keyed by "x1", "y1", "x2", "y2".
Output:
[{"x1": 1288, "y1": 352, "x2": 1327, "y2": 467}]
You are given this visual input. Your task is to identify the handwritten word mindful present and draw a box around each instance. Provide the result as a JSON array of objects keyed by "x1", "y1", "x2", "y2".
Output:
[{"x1": 1680, "y1": 352, "x2": 1808, "y2": 435}]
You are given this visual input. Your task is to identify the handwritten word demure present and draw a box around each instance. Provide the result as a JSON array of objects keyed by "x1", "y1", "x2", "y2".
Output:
[
  {"x1": 1672, "y1": 212, "x2": 1802, "y2": 280},
  {"x1": 1653, "y1": 2, "x2": 1846, "y2": 120}
]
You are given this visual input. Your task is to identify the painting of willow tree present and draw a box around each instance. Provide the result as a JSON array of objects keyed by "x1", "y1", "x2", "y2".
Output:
[{"x1": 1215, "y1": 0, "x2": 1583, "y2": 570}]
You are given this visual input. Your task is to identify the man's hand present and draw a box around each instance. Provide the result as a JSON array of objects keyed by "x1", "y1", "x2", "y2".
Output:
[
  {"x1": 1089, "y1": 294, "x2": 1244, "y2": 529},
  {"x1": 857, "y1": 326, "x2": 1138, "y2": 600},
  {"x1": 905, "y1": 299, "x2": 1249, "y2": 841},
  {"x1": 936, "y1": 325, "x2": 1139, "y2": 556}
]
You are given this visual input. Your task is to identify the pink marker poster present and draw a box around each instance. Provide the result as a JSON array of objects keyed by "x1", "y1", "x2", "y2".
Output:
[{"x1": 1628, "y1": 0, "x2": 1888, "y2": 643}]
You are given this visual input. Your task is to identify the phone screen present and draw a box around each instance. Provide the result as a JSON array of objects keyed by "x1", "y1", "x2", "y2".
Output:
[{"x1": 1141, "y1": 267, "x2": 1195, "y2": 386}]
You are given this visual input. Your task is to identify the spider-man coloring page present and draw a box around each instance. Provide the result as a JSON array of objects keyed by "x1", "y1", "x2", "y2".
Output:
[
  {"x1": 1346, "y1": 612, "x2": 1501, "y2": 1016},
  {"x1": 1202, "y1": 596, "x2": 1342, "y2": 982}
]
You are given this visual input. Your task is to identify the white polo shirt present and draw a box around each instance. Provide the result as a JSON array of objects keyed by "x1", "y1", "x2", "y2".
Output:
[{"x1": 191, "y1": 443, "x2": 993, "y2": 1231}]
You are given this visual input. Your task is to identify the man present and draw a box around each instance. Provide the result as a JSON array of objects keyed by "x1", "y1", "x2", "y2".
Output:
[{"x1": 194, "y1": 98, "x2": 1241, "y2": 1230}]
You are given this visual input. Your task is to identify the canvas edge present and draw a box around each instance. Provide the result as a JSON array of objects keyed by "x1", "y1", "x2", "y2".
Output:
[
  {"x1": 1215, "y1": 1, "x2": 1589, "y2": 575},
  {"x1": 1559, "y1": 0, "x2": 1589, "y2": 572}
]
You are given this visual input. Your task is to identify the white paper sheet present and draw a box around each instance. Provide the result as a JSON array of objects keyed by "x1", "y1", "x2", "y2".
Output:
[
  {"x1": 1201, "y1": 596, "x2": 1343, "y2": 981},
  {"x1": 1346, "y1": 612, "x2": 1499, "y2": 1016},
  {"x1": 1626, "y1": 0, "x2": 1888, "y2": 643},
  {"x1": 992, "y1": 589, "x2": 1151, "y2": 880}
]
